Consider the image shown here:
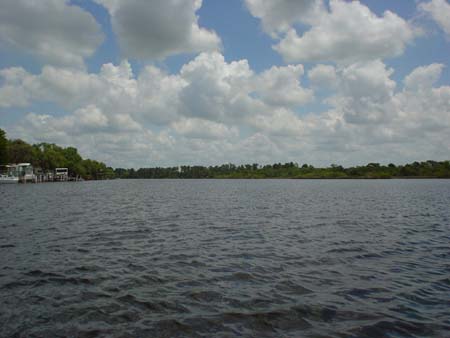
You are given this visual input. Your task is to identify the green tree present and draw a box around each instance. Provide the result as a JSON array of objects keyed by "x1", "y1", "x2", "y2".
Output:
[
  {"x1": 0, "y1": 128, "x2": 8, "y2": 164},
  {"x1": 38, "y1": 143, "x2": 67, "y2": 170},
  {"x1": 7, "y1": 139, "x2": 40, "y2": 165},
  {"x1": 62, "y1": 147, "x2": 83, "y2": 175}
]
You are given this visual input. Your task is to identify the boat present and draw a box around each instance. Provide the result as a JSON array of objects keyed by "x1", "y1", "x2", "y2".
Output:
[
  {"x1": 0, "y1": 165, "x2": 19, "y2": 184},
  {"x1": 55, "y1": 168, "x2": 69, "y2": 181},
  {"x1": 16, "y1": 163, "x2": 35, "y2": 182},
  {"x1": 0, "y1": 175, "x2": 19, "y2": 183},
  {"x1": 0, "y1": 163, "x2": 35, "y2": 183}
]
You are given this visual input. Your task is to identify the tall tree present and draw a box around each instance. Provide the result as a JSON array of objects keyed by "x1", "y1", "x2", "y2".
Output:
[
  {"x1": 0, "y1": 129, "x2": 8, "y2": 164},
  {"x1": 7, "y1": 139, "x2": 40, "y2": 165}
]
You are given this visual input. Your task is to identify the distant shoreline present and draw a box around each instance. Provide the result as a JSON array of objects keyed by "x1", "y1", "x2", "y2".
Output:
[
  {"x1": 2, "y1": 129, "x2": 448, "y2": 180},
  {"x1": 116, "y1": 176, "x2": 450, "y2": 180},
  {"x1": 114, "y1": 161, "x2": 450, "y2": 179}
]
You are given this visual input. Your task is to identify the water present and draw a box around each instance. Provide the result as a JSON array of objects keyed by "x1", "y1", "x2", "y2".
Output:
[{"x1": 1, "y1": 179, "x2": 449, "y2": 337}]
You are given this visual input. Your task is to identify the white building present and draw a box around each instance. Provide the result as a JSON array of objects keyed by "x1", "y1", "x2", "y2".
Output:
[
  {"x1": 55, "y1": 168, "x2": 69, "y2": 181},
  {"x1": 0, "y1": 163, "x2": 34, "y2": 183}
]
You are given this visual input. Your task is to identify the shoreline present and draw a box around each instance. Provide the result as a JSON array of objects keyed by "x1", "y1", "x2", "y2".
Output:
[{"x1": 115, "y1": 176, "x2": 450, "y2": 180}]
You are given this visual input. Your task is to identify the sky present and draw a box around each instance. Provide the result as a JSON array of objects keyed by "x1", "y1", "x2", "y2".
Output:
[{"x1": 0, "y1": 0, "x2": 449, "y2": 168}]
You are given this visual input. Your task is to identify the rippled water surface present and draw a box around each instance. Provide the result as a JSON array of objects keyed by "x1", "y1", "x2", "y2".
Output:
[{"x1": 1, "y1": 179, "x2": 449, "y2": 337}]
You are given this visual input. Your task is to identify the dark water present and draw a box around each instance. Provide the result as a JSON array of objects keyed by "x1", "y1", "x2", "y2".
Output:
[{"x1": 1, "y1": 179, "x2": 449, "y2": 338}]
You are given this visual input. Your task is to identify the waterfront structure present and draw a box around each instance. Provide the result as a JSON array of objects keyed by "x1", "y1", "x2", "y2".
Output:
[
  {"x1": 0, "y1": 164, "x2": 85, "y2": 184},
  {"x1": 0, "y1": 165, "x2": 19, "y2": 183},
  {"x1": 55, "y1": 168, "x2": 69, "y2": 181},
  {"x1": 0, "y1": 163, "x2": 34, "y2": 183},
  {"x1": 18, "y1": 163, "x2": 35, "y2": 182}
]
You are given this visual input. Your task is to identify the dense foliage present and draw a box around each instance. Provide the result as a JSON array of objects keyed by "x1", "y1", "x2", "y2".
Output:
[
  {"x1": 0, "y1": 129, "x2": 114, "y2": 179},
  {"x1": 0, "y1": 128, "x2": 7, "y2": 165},
  {"x1": 115, "y1": 161, "x2": 450, "y2": 179},
  {"x1": 2, "y1": 128, "x2": 449, "y2": 180}
]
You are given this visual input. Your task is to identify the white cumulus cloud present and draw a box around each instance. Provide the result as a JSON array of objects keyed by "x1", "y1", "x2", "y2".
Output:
[
  {"x1": 419, "y1": 0, "x2": 450, "y2": 37},
  {"x1": 255, "y1": 65, "x2": 313, "y2": 108},
  {"x1": 94, "y1": 0, "x2": 221, "y2": 60},
  {"x1": 244, "y1": 0, "x2": 323, "y2": 36},
  {"x1": 172, "y1": 118, "x2": 238, "y2": 140},
  {"x1": 2, "y1": 54, "x2": 450, "y2": 167},
  {"x1": 274, "y1": 0, "x2": 418, "y2": 64},
  {"x1": 245, "y1": 0, "x2": 419, "y2": 64},
  {"x1": 308, "y1": 64, "x2": 338, "y2": 89},
  {"x1": 0, "y1": 0, "x2": 103, "y2": 68}
]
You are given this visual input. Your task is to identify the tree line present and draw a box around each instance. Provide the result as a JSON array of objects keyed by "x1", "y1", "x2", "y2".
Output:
[
  {"x1": 114, "y1": 161, "x2": 450, "y2": 179},
  {"x1": 1, "y1": 128, "x2": 449, "y2": 180},
  {"x1": 0, "y1": 129, "x2": 114, "y2": 179}
]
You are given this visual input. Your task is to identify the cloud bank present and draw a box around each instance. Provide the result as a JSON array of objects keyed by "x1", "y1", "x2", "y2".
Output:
[{"x1": 2, "y1": 52, "x2": 449, "y2": 167}]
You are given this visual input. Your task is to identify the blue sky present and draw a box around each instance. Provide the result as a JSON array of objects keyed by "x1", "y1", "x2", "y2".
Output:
[{"x1": 0, "y1": 0, "x2": 449, "y2": 167}]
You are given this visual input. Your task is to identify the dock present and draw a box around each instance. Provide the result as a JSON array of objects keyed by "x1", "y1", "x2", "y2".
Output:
[{"x1": 1, "y1": 164, "x2": 83, "y2": 184}]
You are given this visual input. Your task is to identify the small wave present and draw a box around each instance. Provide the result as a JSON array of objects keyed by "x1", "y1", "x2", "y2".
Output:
[
  {"x1": 185, "y1": 290, "x2": 223, "y2": 303},
  {"x1": 117, "y1": 294, "x2": 190, "y2": 314},
  {"x1": 228, "y1": 272, "x2": 256, "y2": 281},
  {"x1": 327, "y1": 246, "x2": 364, "y2": 254},
  {"x1": 276, "y1": 280, "x2": 313, "y2": 295},
  {"x1": 349, "y1": 319, "x2": 449, "y2": 338},
  {"x1": 223, "y1": 309, "x2": 312, "y2": 332},
  {"x1": 24, "y1": 270, "x2": 62, "y2": 278}
]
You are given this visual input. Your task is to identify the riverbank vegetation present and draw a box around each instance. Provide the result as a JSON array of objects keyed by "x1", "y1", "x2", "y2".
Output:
[
  {"x1": 114, "y1": 161, "x2": 450, "y2": 179},
  {"x1": 0, "y1": 129, "x2": 114, "y2": 179},
  {"x1": 2, "y1": 128, "x2": 449, "y2": 180}
]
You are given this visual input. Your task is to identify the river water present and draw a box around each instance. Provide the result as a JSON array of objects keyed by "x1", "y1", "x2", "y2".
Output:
[{"x1": 0, "y1": 179, "x2": 449, "y2": 337}]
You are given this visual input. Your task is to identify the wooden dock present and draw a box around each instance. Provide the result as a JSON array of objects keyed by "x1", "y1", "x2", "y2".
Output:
[{"x1": 19, "y1": 175, "x2": 83, "y2": 183}]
